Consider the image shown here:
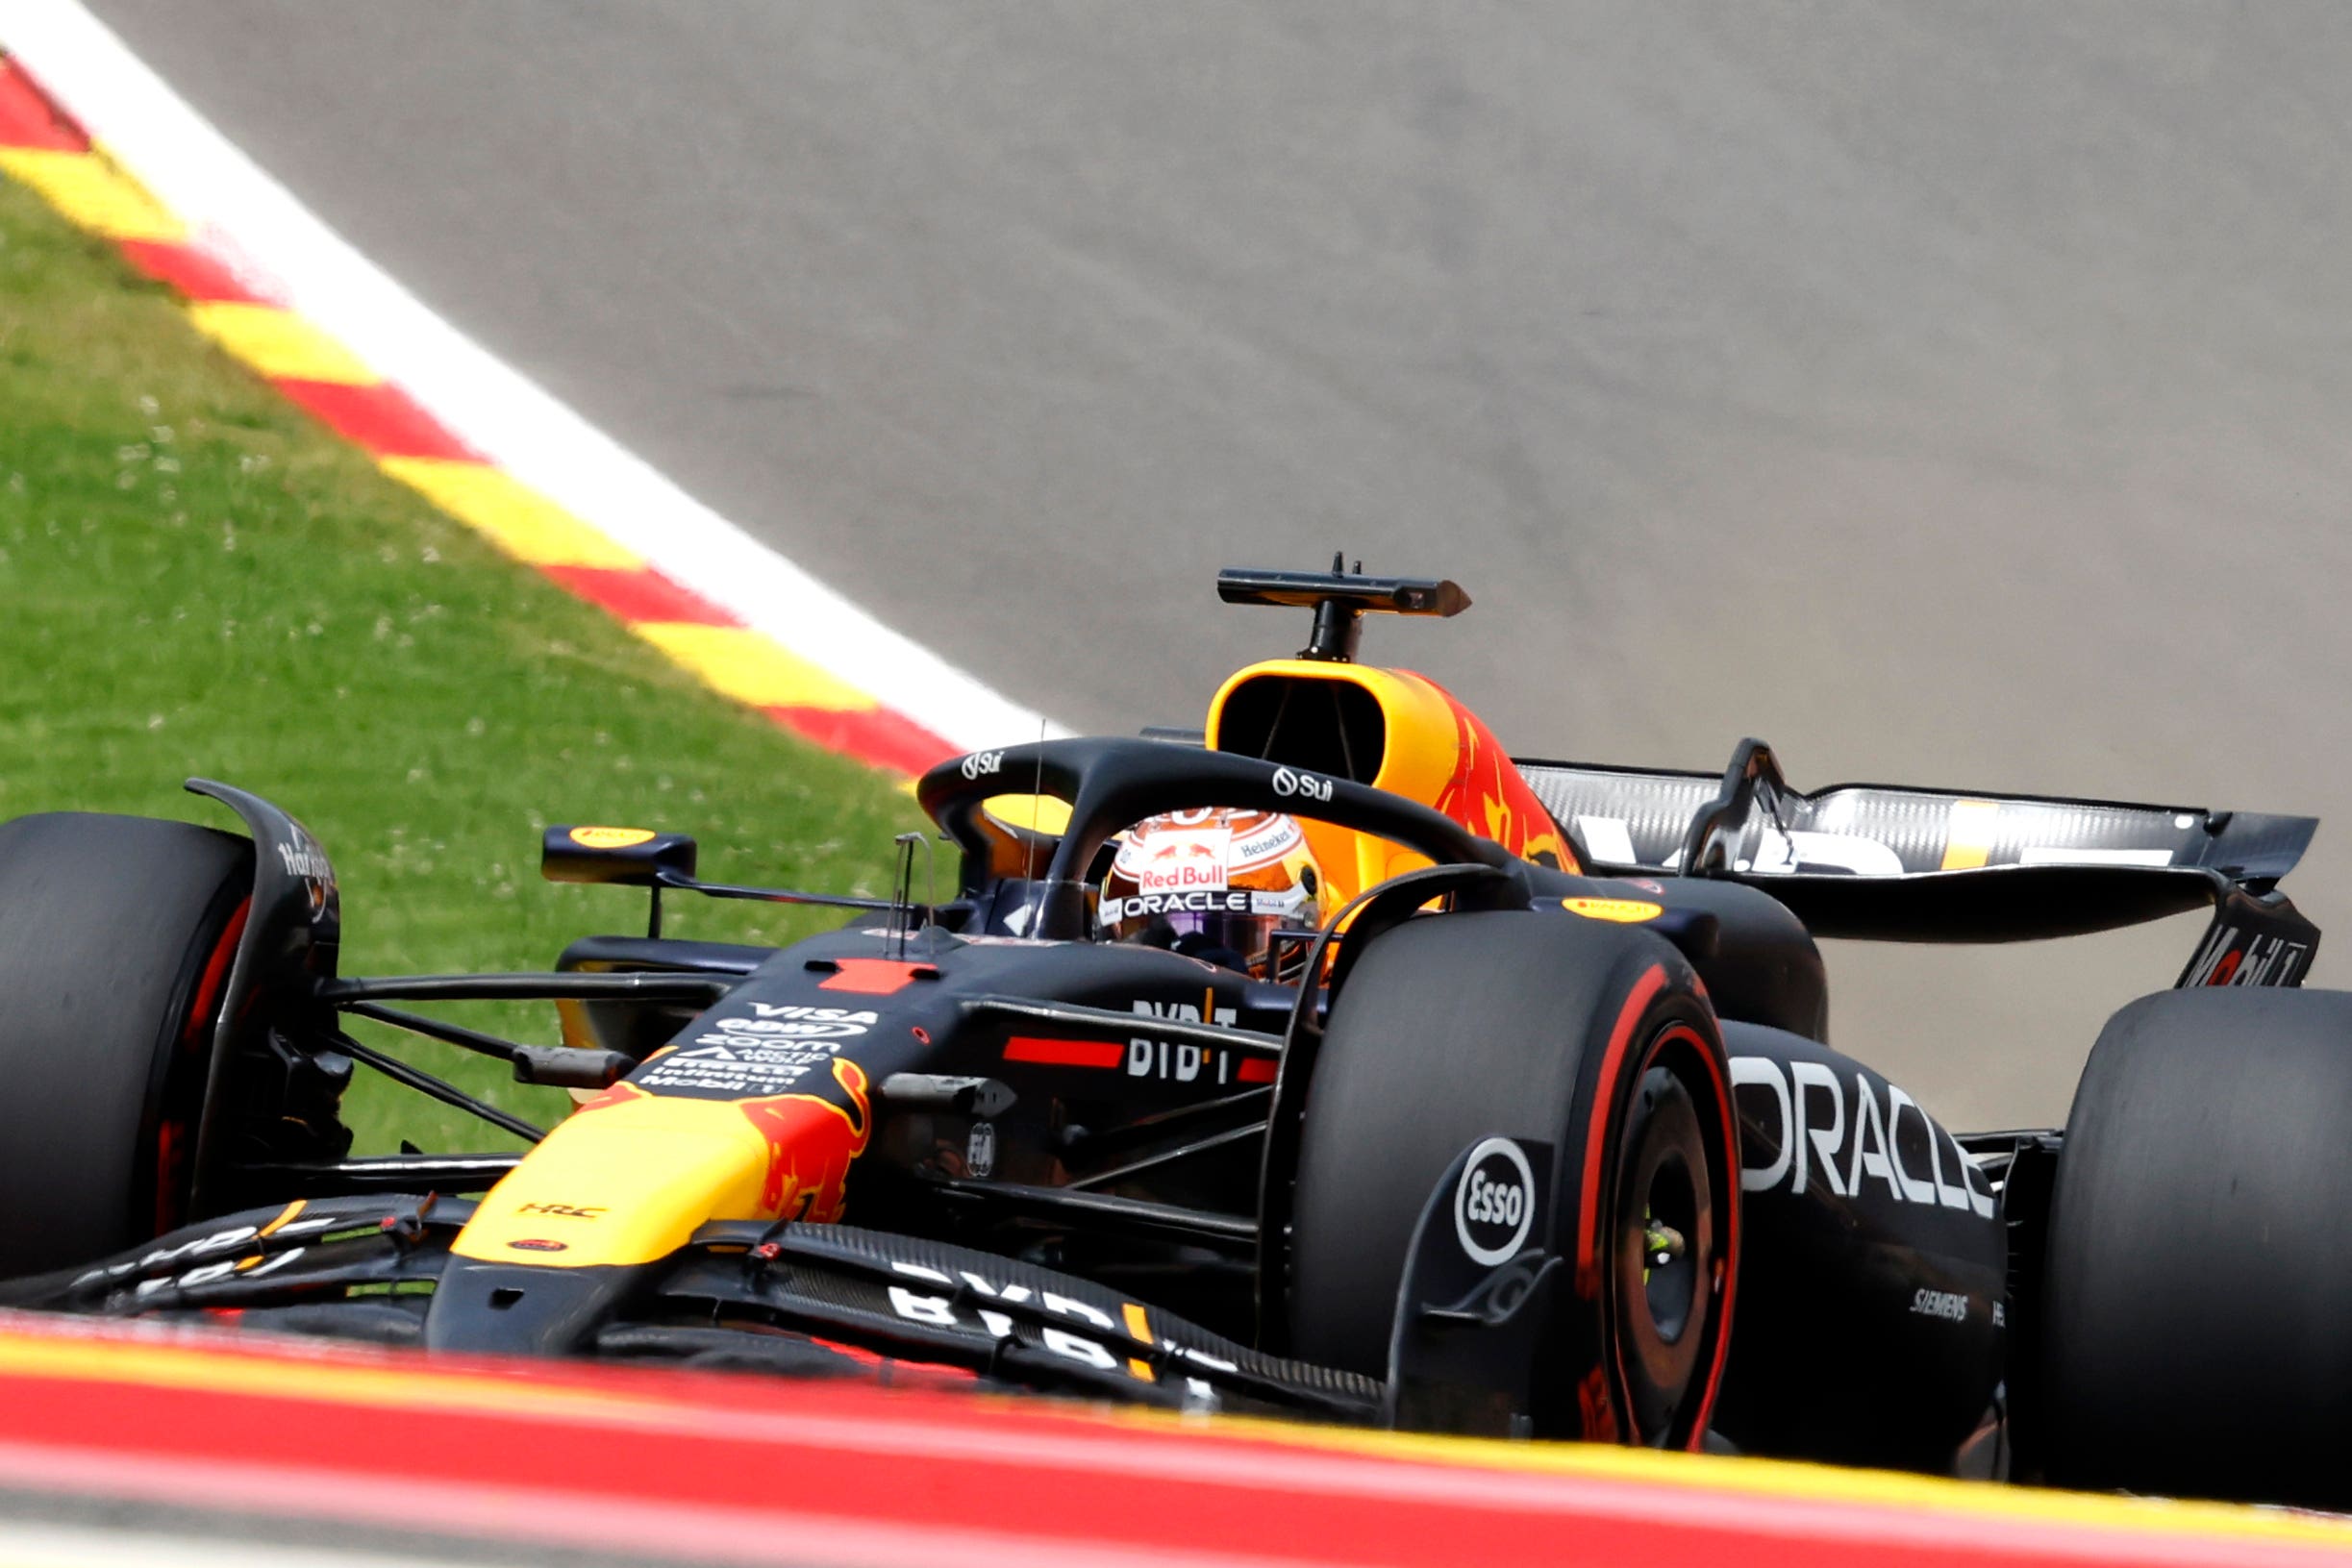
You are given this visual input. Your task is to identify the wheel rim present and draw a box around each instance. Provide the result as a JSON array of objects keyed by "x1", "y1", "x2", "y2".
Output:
[
  {"x1": 1609, "y1": 1052, "x2": 1722, "y2": 1446},
  {"x1": 1638, "y1": 1143, "x2": 1699, "y2": 1341}
]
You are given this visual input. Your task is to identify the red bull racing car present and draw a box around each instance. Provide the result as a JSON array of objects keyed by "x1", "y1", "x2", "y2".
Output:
[{"x1": 0, "y1": 564, "x2": 2342, "y2": 1509}]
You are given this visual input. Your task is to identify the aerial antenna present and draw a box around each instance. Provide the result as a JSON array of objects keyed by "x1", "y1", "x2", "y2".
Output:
[
  {"x1": 1025, "y1": 714, "x2": 1048, "y2": 880},
  {"x1": 888, "y1": 833, "x2": 922, "y2": 959},
  {"x1": 923, "y1": 832, "x2": 942, "y2": 955}
]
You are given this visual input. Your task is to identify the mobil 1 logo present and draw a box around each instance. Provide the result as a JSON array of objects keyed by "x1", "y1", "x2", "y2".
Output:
[{"x1": 1453, "y1": 1136, "x2": 1550, "y2": 1267}]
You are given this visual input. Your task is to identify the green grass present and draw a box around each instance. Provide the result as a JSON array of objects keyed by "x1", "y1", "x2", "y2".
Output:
[{"x1": 0, "y1": 172, "x2": 924, "y2": 1154}]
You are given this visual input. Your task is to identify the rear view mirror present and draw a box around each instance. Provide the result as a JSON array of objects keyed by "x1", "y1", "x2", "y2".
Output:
[{"x1": 541, "y1": 825, "x2": 698, "y2": 887}]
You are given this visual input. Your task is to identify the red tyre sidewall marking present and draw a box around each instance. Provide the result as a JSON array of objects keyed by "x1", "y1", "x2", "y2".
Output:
[
  {"x1": 1599, "y1": 1019, "x2": 1739, "y2": 1450},
  {"x1": 1575, "y1": 963, "x2": 1742, "y2": 1448},
  {"x1": 1681, "y1": 1021, "x2": 1740, "y2": 1452},
  {"x1": 1575, "y1": 961, "x2": 1668, "y2": 1298},
  {"x1": 155, "y1": 895, "x2": 250, "y2": 1233}
]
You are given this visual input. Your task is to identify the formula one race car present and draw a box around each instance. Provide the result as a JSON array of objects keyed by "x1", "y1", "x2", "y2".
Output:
[{"x1": 0, "y1": 564, "x2": 2339, "y2": 1508}]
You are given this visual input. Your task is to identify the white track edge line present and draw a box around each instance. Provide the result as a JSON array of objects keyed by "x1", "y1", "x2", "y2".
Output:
[
  {"x1": 0, "y1": 1518, "x2": 463, "y2": 1568},
  {"x1": 0, "y1": 0, "x2": 1065, "y2": 755}
]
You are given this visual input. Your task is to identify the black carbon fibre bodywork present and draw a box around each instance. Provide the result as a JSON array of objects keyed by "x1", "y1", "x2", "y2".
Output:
[{"x1": 1710, "y1": 1023, "x2": 2007, "y2": 1471}]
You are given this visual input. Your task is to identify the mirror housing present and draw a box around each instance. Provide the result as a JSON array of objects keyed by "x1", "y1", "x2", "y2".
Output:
[{"x1": 541, "y1": 825, "x2": 698, "y2": 887}]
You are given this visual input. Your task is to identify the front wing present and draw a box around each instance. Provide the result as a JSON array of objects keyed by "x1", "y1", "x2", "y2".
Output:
[{"x1": 0, "y1": 1197, "x2": 1381, "y2": 1422}]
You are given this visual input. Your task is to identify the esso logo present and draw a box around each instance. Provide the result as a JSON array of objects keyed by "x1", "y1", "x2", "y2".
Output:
[
  {"x1": 1454, "y1": 1137, "x2": 1537, "y2": 1266},
  {"x1": 1271, "y1": 766, "x2": 1334, "y2": 804},
  {"x1": 961, "y1": 751, "x2": 1004, "y2": 781}
]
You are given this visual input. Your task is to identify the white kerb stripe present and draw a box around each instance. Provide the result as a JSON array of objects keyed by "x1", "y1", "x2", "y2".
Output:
[
  {"x1": 0, "y1": 0, "x2": 1063, "y2": 754},
  {"x1": 0, "y1": 1519, "x2": 463, "y2": 1568}
]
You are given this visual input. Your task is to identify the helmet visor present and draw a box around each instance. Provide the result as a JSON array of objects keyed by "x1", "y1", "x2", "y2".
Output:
[
  {"x1": 1101, "y1": 885, "x2": 1315, "y2": 974},
  {"x1": 1101, "y1": 809, "x2": 1320, "y2": 978}
]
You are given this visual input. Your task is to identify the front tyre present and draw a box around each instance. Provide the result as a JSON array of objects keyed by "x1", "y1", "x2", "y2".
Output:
[
  {"x1": 1285, "y1": 910, "x2": 1739, "y2": 1446},
  {"x1": 0, "y1": 813, "x2": 253, "y2": 1276}
]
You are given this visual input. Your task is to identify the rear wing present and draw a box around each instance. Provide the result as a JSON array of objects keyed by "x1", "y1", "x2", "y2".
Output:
[{"x1": 1516, "y1": 739, "x2": 2319, "y2": 983}]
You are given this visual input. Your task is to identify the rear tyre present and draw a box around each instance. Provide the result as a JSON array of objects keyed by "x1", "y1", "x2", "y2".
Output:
[
  {"x1": 2040, "y1": 987, "x2": 2352, "y2": 1508},
  {"x1": 1285, "y1": 910, "x2": 1738, "y2": 1446},
  {"x1": 0, "y1": 812, "x2": 253, "y2": 1276}
]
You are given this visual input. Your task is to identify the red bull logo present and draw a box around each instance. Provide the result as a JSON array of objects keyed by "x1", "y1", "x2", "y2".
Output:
[
  {"x1": 1127, "y1": 828, "x2": 1232, "y2": 893},
  {"x1": 1432, "y1": 687, "x2": 1574, "y2": 871},
  {"x1": 736, "y1": 1058, "x2": 873, "y2": 1223}
]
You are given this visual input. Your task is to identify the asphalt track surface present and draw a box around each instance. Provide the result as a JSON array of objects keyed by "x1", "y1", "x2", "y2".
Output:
[{"x1": 78, "y1": 3, "x2": 2352, "y2": 1127}]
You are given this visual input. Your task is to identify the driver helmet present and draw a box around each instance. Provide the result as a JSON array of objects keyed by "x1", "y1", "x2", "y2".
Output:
[{"x1": 1100, "y1": 807, "x2": 1321, "y2": 978}]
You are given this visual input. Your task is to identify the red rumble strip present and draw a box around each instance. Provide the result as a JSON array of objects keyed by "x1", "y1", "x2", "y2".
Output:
[
  {"x1": 2, "y1": 1313, "x2": 2349, "y2": 1567},
  {"x1": 0, "y1": 56, "x2": 958, "y2": 780}
]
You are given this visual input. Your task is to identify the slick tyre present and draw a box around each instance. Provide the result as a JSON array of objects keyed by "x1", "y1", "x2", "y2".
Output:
[
  {"x1": 1285, "y1": 910, "x2": 1739, "y2": 1446},
  {"x1": 0, "y1": 813, "x2": 252, "y2": 1276},
  {"x1": 2040, "y1": 987, "x2": 2352, "y2": 1508}
]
